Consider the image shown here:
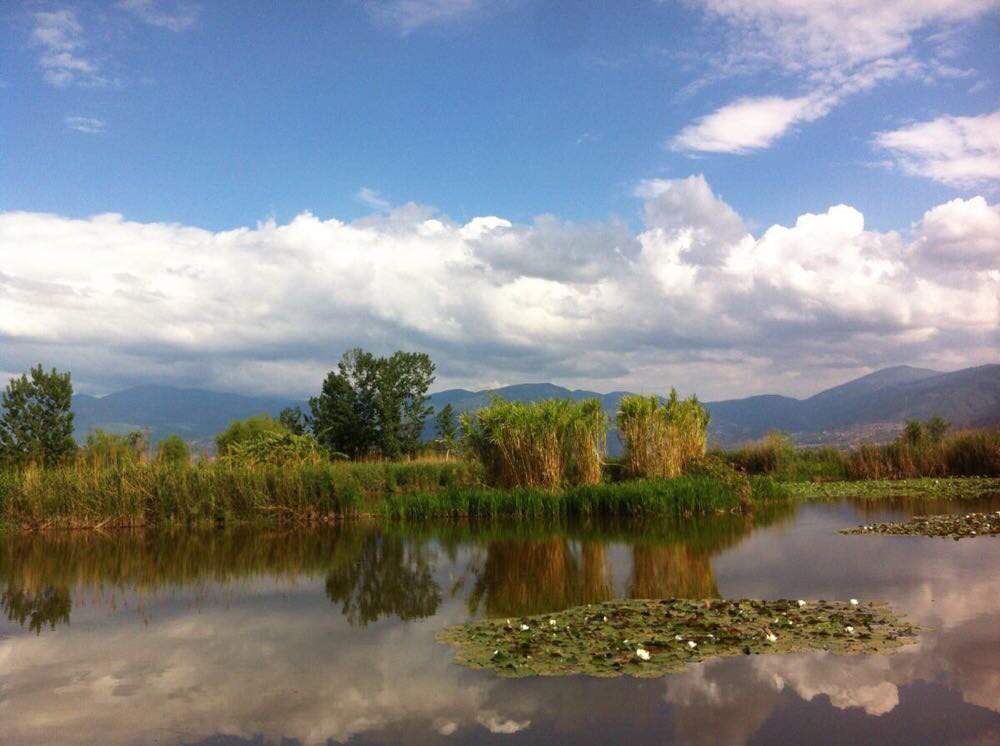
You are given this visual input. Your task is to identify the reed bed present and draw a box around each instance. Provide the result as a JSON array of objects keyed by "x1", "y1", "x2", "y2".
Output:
[
  {"x1": 616, "y1": 391, "x2": 709, "y2": 478},
  {"x1": 0, "y1": 459, "x2": 482, "y2": 529},
  {"x1": 846, "y1": 429, "x2": 999, "y2": 480},
  {"x1": 461, "y1": 398, "x2": 607, "y2": 489},
  {"x1": 382, "y1": 475, "x2": 787, "y2": 522}
]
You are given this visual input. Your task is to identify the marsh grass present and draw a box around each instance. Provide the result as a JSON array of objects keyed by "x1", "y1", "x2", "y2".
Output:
[
  {"x1": 461, "y1": 398, "x2": 607, "y2": 488},
  {"x1": 0, "y1": 459, "x2": 482, "y2": 529},
  {"x1": 722, "y1": 432, "x2": 848, "y2": 482},
  {"x1": 847, "y1": 429, "x2": 999, "y2": 480},
  {"x1": 382, "y1": 475, "x2": 787, "y2": 522},
  {"x1": 616, "y1": 391, "x2": 708, "y2": 479}
]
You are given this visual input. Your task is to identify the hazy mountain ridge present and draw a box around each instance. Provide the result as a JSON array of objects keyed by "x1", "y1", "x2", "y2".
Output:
[{"x1": 70, "y1": 364, "x2": 999, "y2": 448}]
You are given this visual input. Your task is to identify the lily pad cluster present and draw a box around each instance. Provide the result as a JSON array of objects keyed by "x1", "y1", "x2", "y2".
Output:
[
  {"x1": 841, "y1": 511, "x2": 1000, "y2": 540},
  {"x1": 437, "y1": 598, "x2": 919, "y2": 678}
]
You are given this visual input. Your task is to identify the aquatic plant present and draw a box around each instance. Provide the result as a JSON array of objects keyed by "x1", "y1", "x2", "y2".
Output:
[
  {"x1": 841, "y1": 511, "x2": 1000, "y2": 539},
  {"x1": 461, "y1": 398, "x2": 607, "y2": 488},
  {"x1": 437, "y1": 598, "x2": 920, "y2": 678},
  {"x1": 846, "y1": 428, "x2": 999, "y2": 480},
  {"x1": 616, "y1": 391, "x2": 709, "y2": 479}
]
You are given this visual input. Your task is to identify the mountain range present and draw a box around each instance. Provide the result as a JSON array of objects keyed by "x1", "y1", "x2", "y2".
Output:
[{"x1": 70, "y1": 364, "x2": 999, "y2": 450}]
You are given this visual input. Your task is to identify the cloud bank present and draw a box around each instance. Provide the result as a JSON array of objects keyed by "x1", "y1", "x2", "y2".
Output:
[{"x1": 0, "y1": 176, "x2": 996, "y2": 398}]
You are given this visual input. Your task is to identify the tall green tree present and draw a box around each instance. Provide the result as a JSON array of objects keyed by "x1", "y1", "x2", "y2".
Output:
[
  {"x1": 278, "y1": 406, "x2": 308, "y2": 436},
  {"x1": 434, "y1": 403, "x2": 457, "y2": 450},
  {"x1": 925, "y1": 413, "x2": 951, "y2": 444},
  {"x1": 310, "y1": 348, "x2": 435, "y2": 459},
  {"x1": 0, "y1": 365, "x2": 76, "y2": 466}
]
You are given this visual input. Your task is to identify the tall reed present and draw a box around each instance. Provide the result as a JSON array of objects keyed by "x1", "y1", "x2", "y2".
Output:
[
  {"x1": 616, "y1": 390, "x2": 709, "y2": 478},
  {"x1": 461, "y1": 398, "x2": 607, "y2": 488},
  {"x1": 846, "y1": 428, "x2": 999, "y2": 480}
]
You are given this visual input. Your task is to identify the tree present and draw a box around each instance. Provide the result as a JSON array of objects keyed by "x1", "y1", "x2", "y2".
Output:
[
  {"x1": 278, "y1": 406, "x2": 308, "y2": 436},
  {"x1": 926, "y1": 413, "x2": 951, "y2": 444},
  {"x1": 902, "y1": 420, "x2": 925, "y2": 447},
  {"x1": 0, "y1": 365, "x2": 76, "y2": 467},
  {"x1": 82, "y1": 429, "x2": 148, "y2": 467},
  {"x1": 157, "y1": 434, "x2": 190, "y2": 465},
  {"x1": 310, "y1": 348, "x2": 436, "y2": 459},
  {"x1": 434, "y1": 403, "x2": 457, "y2": 452}
]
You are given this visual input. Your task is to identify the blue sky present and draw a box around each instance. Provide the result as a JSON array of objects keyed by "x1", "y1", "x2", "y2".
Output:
[{"x1": 1, "y1": 1, "x2": 998, "y2": 398}]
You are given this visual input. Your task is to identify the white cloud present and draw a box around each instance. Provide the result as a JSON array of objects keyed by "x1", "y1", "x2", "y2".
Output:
[
  {"x1": 30, "y1": 10, "x2": 106, "y2": 87},
  {"x1": 364, "y1": 0, "x2": 484, "y2": 35},
  {"x1": 0, "y1": 178, "x2": 996, "y2": 399},
  {"x1": 874, "y1": 111, "x2": 1000, "y2": 188},
  {"x1": 118, "y1": 0, "x2": 201, "y2": 31},
  {"x1": 66, "y1": 116, "x2": 106, "y2": 134},
  {"x1": 356, "y1": 187, "x2": 392, "y2": 211},
  {"x1": 673, "y1": 1, "x2": 999, "y2": 154},
  {"x1": 914, "y1": 196, "x2": 1000, "y2": 269},
  {"x1": 670, "y1": 94, "x2": 832, "y2": 154}
]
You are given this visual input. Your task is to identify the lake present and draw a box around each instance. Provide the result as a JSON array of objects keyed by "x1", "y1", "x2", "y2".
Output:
[{"x1": 2, "y1": 496, "x2": 999, "y2": 745}]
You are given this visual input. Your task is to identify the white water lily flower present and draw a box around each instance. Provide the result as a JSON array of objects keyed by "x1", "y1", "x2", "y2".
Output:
[
  {"x1": 846, "y1": 626, "x2": 855, "y2": 634},
  {"x1": 602, "y1": 615, "x2": 608, "y2": 622},
  {"x1": 520, "y1": 624, "x2": 530, "y2": 631},
  {"x1": 850, "y1": 599, "x2": 859, "y2": 605},
  {"x1": 767, "y1": 633, "x2": 778, "y2": 642},
  {"x1": 797, "y1": 600, "x2": 807, "y2": 607},
  {"x1": 675, "y1": 635, "x2": 683, "y2": 641},
  {"x1": 492, "y1": 649, "x2": 499, "y2": 656},
  {"x1": 549, "y1": 618, "x2": 557, "y2": 626},
  {"x1": 688, "y1": 641, "x2": 697, "y2": 649},
  {"x1": 636, "y1": 648, "x2": 651, "y2": 661}
]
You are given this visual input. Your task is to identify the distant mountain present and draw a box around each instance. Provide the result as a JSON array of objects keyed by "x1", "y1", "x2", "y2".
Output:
[
  {"x1": 71, "y1": 364, "x2": 999, "y2": 449},
  {"x1": 72, "y1": 384, "x2": 300, "y2": 448}
]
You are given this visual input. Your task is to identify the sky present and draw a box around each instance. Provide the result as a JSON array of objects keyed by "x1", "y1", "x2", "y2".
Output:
[{"x1": 1, "y1": 0, "x2": 998, "y2": 400}]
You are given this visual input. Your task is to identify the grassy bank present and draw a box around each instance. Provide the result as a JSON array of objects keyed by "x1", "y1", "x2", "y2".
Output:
[
  {"x1": 0, "y1": 456, "x2": 786, "y2": 529},
  {"x1": 382, "y1": 475, "x2": 787, "y2": 522}
]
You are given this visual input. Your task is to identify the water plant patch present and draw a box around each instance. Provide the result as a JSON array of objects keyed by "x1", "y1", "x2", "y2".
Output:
[
  {"x1": 841, "y1": 511, "x2": 1000, "y2": 539},
  {"x1": 437, "y1": 598, "x2": 919, "y2": 678}
]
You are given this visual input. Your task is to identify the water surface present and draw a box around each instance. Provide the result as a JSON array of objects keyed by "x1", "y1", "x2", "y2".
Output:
[{"x1": 2, "y1": 497, "x2": 999, "y2": 745}]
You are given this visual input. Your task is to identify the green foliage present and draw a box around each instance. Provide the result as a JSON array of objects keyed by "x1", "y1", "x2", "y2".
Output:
[
  {"x1": 0, "y1": 365, "x2": 76, "y2": 467},
  {"x1": 309, "y1": 348, "x2": 435, "y2": 459},
  {"x1": 461, "y1": 398, "x2": 607, "y2": 488},
  {"x1": 434, "y1": 403, "x2": 458, "y2": 449},
  {"x1": 81, "y1": 429, "x2": 148, "y2": 467},
  {"x1": 926, "y1": 413, "x2": 951, "y2": 444},
  {"x1": 278, "y1": 406, "x2": 308, "y2": 436},
  {"x1": 902, "y1": 420, "x2": 926, "y2": 447},
  {"x1": 847, "y1": 428, "x2": 999, "y2": 480},
  {"x1": 221, "y1": 429, "x2": 322, "y2": 466},
  {"x1": 616, "y1": 390, "x2": 709, "y2": 478},
  {"x1": 215, "y1": 414, "x2": 290, "y2": 456},
  {"x1": 721, "y1": 432, "x2": 848, "y2": 482},
  {"x1": 156, "y1": 435, "x2": 190, "y2": 465},
  {"x1": 383, "y1": 474, "x2": 787, "y2": 521},
  {"x1": 0, "y1": 458, "x2": 481, "y2": 529}
]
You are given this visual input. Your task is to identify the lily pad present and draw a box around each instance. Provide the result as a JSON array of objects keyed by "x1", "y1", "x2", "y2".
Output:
[
  {"x1": 437, "y1": 598, "x2": 919, "y2": 678},
  {"x1": 841, "y1": 511, "x2": 1000, "y2": 540}
]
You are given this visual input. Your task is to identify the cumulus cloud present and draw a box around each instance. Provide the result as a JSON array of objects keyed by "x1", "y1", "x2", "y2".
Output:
[
  {"x1": 118, "y1": 0, "x2": 201, "y2": 31},
  {"x1": 66, "y1": 116, "x2": 106, "y2": 134},
  {"x1": 874, "y1": 111, "x2": 1000, "y2": 188},
  {"x1": 914, "y1": 196, "x2": 1000, "y2": 270},
  {"x1": 30, "y1": 10, "x2": 106, "y2": 87},
  {"x1": 0, "y1": 177, "x2": 996, "y2": 399},
  {"x1": 673, "y1": 1, "x2": 999, "y2": 154}
]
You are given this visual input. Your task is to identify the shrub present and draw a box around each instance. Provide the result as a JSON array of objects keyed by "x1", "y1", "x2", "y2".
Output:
[{"x1": 156, "y1": 435, "x2": 190, "y2": 466}]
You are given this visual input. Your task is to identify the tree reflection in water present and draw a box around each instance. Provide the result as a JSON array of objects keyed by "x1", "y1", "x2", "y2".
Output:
[
  {"x1": 2, "y1": 585, "x2": 71, "y2": 633},
  {"x1": 324, "y1": 531, "x2": 442, "y2": 626}
]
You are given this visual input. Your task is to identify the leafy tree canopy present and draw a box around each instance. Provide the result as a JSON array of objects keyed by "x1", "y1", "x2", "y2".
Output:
[{"x1": 0, "y1": 365, "x2": 76, "y2": 467}]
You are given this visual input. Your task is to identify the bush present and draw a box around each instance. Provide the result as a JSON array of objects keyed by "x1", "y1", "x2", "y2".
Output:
[{"x1": 156, "y1": 435, "x2": 190, "y2": 465}]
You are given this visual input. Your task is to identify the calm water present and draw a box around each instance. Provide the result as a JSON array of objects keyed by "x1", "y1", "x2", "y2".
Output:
[{"x1": 2, "y1": 497, "x2": 999, "y2": 745}]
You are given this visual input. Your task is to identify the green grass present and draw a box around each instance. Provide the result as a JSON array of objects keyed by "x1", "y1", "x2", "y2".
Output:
[
  {"x1": 784, "y1": 477, "x2": 1000, "y2": 501},
  {"x1": 382, "y1": 475, "x2": 788, "y2": 522}
]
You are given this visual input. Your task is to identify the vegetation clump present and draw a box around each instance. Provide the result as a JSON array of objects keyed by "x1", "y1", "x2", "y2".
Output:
[
  {"x1": 0, "y1": 365, "x2": 76, "y2": 468},
  {"x1": 786, "y1": 476, "x2": 1000, "y2": 501},
  {"x1": 617, "y1": 391, "x2": 709, "y2": 479},
  {"x1": 847, "y1": 423, "x2": 999, "y2": 480},
  {"x1": 461, "y1": 398, "x2": 607, "y2": 489},
  {"x1": 437, "y1": 598, "x2": 920, "y2": 678},
  {"x1": 841, "y1": 511, "x2": 1000, "y2": 539}
]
